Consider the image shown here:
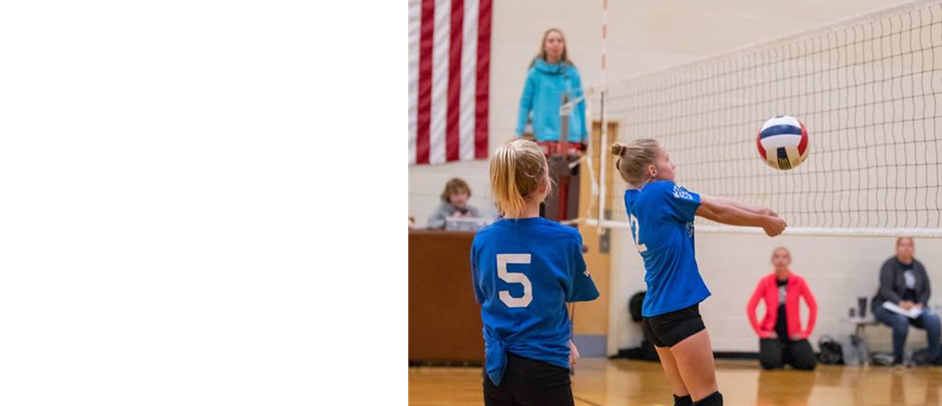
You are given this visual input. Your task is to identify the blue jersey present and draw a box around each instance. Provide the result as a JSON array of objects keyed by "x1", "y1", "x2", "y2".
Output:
[
  {"x1": 470, "y1": 217, "x2": 599, "y2": 385},
  {"x1": 624, "y1": 181, "x2": 710, "y2": 317}
]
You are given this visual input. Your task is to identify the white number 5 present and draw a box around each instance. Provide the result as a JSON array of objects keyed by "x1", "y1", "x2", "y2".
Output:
[{"x1": 497, "y1": 254, "x2": 533, "y2": 308}]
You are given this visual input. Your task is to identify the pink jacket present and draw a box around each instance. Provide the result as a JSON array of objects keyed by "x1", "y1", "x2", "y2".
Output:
[{"x1": 746, "y1": 272, "x2": 818, "y2": 338}]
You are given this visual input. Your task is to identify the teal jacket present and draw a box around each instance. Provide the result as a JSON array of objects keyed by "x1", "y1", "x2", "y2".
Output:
[{"x1": 515, "y1": 59, "x2": 587, "y2": 142}]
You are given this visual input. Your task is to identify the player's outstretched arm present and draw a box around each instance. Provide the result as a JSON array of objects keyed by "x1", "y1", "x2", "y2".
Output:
[
  {"x1": 696, "y1": 197, "x2": 786, "y2": 237},
  {"x1": 703, "y1": 195, "x2": 775, "y2": 217}
]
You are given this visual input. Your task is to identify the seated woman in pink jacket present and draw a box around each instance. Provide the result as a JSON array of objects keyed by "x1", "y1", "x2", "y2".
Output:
[{"x1": 747, "y1": 247, "x2": 818, "y2": 370}]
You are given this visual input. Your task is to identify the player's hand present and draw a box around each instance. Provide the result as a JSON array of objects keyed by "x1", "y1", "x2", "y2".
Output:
[
  {"x1": 901, "y1": 301, "x2": 914, "y2": 310},
  {"x1": 569, "y1": 340, "x2": 580, "y2": 366},
  {"x1": 767, "y1": 209, "x2": 780, "y2": 218},
  {"x1": 763, "y1": 216, "x2": 787, "y2": 237}
]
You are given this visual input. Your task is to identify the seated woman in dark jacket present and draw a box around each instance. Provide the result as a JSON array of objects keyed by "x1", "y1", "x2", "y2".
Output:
[{"x1": 872, "y1": 237, "x2": 942, "y2": 366}]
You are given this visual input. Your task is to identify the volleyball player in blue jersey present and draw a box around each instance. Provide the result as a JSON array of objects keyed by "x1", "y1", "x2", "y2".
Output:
[
  {"x1": 471, "y1": 139, "x2": 599, "y2": 406},
  {"x1": 611, "y1": 139, "x2": 786, "y2": 406}
]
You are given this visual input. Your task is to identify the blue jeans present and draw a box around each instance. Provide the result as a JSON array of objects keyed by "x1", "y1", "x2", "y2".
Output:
[{"x1": 873, "y1": 304, "x2": 942, "y2": 364}]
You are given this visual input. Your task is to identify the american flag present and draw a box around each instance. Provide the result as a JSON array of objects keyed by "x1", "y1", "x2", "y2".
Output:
[{"x1": 408, "y1": 0, "x2": 492, "y2": 165}]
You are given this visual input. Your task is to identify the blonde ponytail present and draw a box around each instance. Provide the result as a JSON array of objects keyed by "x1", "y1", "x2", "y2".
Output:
[{"x1": 490, "y1": 139, "x2": 548, "y2": 217}]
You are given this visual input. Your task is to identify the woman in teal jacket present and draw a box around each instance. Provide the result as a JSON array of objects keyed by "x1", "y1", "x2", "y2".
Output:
[{"x1": 515, "y1": 28, "x2": 587, "y2": 144}]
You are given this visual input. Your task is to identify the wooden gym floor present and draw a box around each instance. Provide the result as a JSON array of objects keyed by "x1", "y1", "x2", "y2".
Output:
[{"x1": 410, "y1": 358, "x2": 942, "y2": 406}]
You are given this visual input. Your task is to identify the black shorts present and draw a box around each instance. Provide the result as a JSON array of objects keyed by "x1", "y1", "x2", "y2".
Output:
[
  {"x1": 642, "y1": 304, "x2": 706, "y2": 348},
  {"x1": 483, "y1": 352, "x2": 573, "y2": 406}
]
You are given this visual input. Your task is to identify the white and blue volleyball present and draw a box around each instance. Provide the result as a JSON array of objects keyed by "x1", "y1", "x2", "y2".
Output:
[{"x1": 757, "y1": 115, "x2": 809, "y2": 170}]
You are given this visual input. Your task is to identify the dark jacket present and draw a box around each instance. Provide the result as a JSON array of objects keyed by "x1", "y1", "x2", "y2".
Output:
[{"x1": 872, "y1": 257, "x2": 931, "y2": 309}]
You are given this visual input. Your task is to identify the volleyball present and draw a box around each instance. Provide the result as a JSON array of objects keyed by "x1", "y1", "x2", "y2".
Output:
[{"x1": 756, "y1": 115, "x2": 809, "y2": 170}]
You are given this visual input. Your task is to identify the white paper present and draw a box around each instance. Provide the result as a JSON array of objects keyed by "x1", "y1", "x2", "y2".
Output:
[{"x1": 883, "y1": 301, "x2": 924, "y2": 319}]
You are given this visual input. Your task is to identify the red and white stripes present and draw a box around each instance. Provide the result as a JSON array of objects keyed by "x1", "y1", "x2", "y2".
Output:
[
  {"x1": 409, "y1": 0, "x2": 491, "y2": 165},
  {"x1": 597, "y1": 0, "x2": 609, "y2": 225},
  {"x1": 600, "y1": 0, "x2": 607, "y2": 84}
]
